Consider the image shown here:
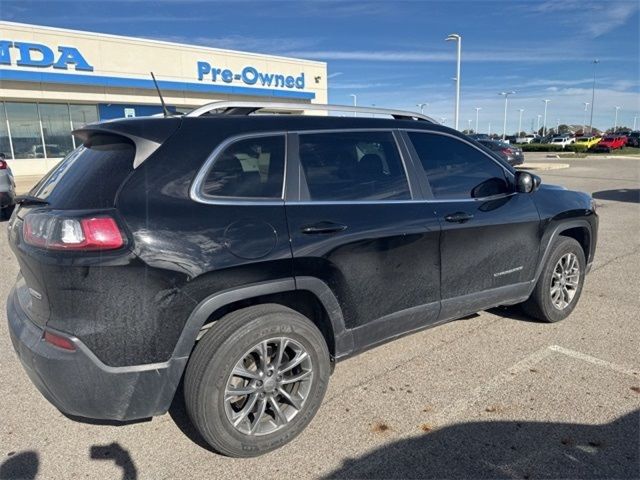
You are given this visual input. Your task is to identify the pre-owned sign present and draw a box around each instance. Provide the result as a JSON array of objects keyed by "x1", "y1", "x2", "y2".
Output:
[{"x1": 197, "y1": 61, "x2": 305, "y2": 90}]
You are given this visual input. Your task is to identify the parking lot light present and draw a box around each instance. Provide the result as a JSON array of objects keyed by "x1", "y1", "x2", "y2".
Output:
[
  {"x1": 614, "y1": 106, "x2": 621, "y2": 132},
  {"x1": 583, "y1": 102, "x2": 590, "y2": 134},
  {"x1": 589, "y1": 59, "x2": 599, "y2": 134},
  {"x1": 542, "y1": 99, "x2": 550, "y2": 137},
  {"x1": 446, "y1": 33, "x2": 462, "y2": 130},
  {"x1": 518, "y1": 108, "x2": 524, "y2": 137},
  {"x1": 475, "y1": 107, "x2": 481, "y2": 132},
  {"x1": 416, "y1": 103, "x2": 428, "y2": 115},
  {"x1": 350, "y1": 94, "x2": 357, "y2": 117},
  {"x1": 499, "y1": 91, "x2": 515, "y2": 141}
]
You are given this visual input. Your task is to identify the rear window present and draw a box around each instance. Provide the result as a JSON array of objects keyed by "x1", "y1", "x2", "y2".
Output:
[{"x1": 30, "y1": 133, "x2": 135, "y2": 209}]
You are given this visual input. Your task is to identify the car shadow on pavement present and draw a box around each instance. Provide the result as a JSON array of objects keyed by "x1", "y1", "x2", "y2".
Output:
[
  {"x1": 487, "y1": 304, "x2": 541, "y2": 323},
  {"x1": 324, "y1": 410, "x2": 640, "y2": 479},
  {"x1": 593, "y1": 189, "x2": 640, "y2": 204},
  {"x1": 168, "y1": 380, "x2": 216, "y2": 452}
]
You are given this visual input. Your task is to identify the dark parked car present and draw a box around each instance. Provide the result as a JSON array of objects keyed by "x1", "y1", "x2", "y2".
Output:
[
  {"x1": 476, "y1": 139, "x2": 525, "y2": 166},
  {"x1": 0, "y1": 153, "x2": 16, "y2": 220},
  {"x1": 626, "y1": 131, "x2": 640, "y2": 148},
  {"x1": 7, "y1": 101, "x2": 598, "y2": 457}
]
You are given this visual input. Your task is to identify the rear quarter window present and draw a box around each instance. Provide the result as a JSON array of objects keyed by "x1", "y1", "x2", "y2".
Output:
[{"x1": 198, "y1": 134, "x2": 285, "y2": 199}]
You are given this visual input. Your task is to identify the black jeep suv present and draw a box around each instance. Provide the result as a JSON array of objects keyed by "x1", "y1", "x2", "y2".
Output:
[{"x1": 7, "y1": 102, "x2": 597, "y2": 457}]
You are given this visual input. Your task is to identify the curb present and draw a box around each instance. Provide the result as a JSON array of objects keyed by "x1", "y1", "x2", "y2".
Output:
[{"x1": 516, "y1": 163, "x2": 570, "y2": 171}]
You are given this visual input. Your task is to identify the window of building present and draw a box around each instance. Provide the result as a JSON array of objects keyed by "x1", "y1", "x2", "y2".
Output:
[
  {"x1": 5, "y1": 102, "x2": 42, "y2": 160},
  {"x1": 201, "y1": 135, "x2": 285, "y2": 199},
  {"x1": 299, "y1": 131, "x2": 410, "y2": 201},
  {"x1": 0, "y1": 103, "x2": 12, "y2": 160},
  {"x1": 39, "y1": 103, "x2": 75, "y2": 158},
  {"x1": 1, "y1": 102, "x2": 99, "y2": 160},
  {"x1": 408, "y1": 132, "x2": 510, "y2": 199}
]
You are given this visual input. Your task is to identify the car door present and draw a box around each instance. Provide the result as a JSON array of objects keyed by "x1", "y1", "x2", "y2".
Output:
[
  {"x1": 403, "y1": 130, "x2": 541, "y2": 320},
  {"x1": 284, "y1": 129, "x2": 441, "y2": 354}
]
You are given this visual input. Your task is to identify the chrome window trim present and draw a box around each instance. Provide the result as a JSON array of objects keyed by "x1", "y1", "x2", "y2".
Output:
[{"x1": 190, "y1": 131, "x2": 288, "y2": 206}]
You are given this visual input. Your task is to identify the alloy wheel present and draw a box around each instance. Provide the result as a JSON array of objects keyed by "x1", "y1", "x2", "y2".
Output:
[
  {"x1": 224, "y1": 337, "x2": 313, "y2": 436},
  {"x1": 550, "y1": 252, "x2": 580, "y2": 310}
]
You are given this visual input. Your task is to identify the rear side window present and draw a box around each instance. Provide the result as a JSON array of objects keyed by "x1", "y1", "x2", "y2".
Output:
[
  {"x1": 30, "y1": 133, "x2": 135, "y2": 209},
  {"x1": 201, "y1": 135, "x2": 285, "y2": 199},
  {"x1": 299, "y1": 131, "x2": 410, "y2": 201},
  {"x1": 408, "y1": 132, "x2": 510, "y2": 200}
]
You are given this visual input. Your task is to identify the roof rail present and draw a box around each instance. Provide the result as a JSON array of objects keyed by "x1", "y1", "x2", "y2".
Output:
[{"x1": 185, "y1": 101, "x2": 438, "y2": 123}]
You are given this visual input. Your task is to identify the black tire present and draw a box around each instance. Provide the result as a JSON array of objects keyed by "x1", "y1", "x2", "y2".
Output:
[
  {"x1": 184, "y1": 304, "x2": 330, "y2": 457},
  {"x1": 522, "y1": 236, "x2": 586, "y2": 322}
]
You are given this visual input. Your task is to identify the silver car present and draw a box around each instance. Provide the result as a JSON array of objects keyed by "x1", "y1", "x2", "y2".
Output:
[{"x1": 0, "y1": 153, "x2": 16, "y2": 220}]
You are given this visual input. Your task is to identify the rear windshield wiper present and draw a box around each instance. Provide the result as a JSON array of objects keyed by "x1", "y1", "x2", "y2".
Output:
[{"x1": 15, "y1": 195, "x2": 49, "y2": 206}]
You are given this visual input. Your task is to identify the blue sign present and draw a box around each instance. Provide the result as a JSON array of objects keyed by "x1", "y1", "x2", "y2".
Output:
[
  {"x1": 0, "y1": 40, "x2": 94, "y2": 71},
  {"x1": 197, "y1": 61, "x2": 305, "y2": 90}
]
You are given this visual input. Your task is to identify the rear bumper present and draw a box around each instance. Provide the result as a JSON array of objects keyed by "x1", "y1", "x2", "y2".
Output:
[{"x1": 7, "y1": 287, "x2": 188, "y2": 421}]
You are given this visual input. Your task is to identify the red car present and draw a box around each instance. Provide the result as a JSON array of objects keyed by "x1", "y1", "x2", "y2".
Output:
[{"x1": 592, "y1": 136, "x2": 626, "y2": 152}]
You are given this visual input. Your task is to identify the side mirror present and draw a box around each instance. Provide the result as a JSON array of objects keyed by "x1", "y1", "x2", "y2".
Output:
[{"x1": 515, "y1": 171, "x2": 541, "y2": 193}]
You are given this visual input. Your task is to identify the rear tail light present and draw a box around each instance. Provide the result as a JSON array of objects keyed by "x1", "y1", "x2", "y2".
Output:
[
  {"x1": 23, "y1": 213, "x2": 125, "y2": 251},
  {"x1": 44, "y1": 330, "x2": 76, "y2": 351},
  {"x1": 0, "y1": 160, "x2": 7, "y2": 170},
  {"x1": 501, "y1": 148, "x2": 514, "y2": 155}
]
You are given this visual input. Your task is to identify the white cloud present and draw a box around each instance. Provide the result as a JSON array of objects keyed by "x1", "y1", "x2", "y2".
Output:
[{"x1": 284, "y1": 49, "x2": 622, "y2": 63}]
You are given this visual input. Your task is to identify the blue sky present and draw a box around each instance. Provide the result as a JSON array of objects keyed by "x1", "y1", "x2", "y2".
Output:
[{"x1": 2, "y1": 0, "x2": 639, "y2": 133}]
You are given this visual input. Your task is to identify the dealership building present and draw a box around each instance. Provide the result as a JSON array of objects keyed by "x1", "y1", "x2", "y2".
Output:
[{"x1": 0, "y1": 21, "x2": 328, "y2": 176}]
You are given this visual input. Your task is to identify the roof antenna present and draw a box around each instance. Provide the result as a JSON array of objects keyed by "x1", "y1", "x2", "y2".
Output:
[{"x1": 150, "y1": 72, "x2": 171, "y2": 117}]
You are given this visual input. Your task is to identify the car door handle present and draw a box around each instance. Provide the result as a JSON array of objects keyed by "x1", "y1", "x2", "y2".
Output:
[
  {"x1": 301, "y1": 222, "x2": 348, "y2": 234},
  {"x1": 444, "y1": 212, "x2": 474, "y2": 223}
]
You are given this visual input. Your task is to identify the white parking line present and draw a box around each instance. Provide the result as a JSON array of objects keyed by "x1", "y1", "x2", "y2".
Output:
[
  {"x1": 548, "y1": 344, "x2": 638, "y2": 377},
  {"x1": 431, "y1": 344, "x2": 638, "y2": 426}
]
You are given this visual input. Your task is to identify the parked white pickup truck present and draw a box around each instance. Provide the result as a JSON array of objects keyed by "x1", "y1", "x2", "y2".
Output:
[
  {"x1": 550, "y1": 136, "x2": 575, "y2": 149},
  {"x1": 515, "y1": 134, "x2": 538, "y2": 144}
]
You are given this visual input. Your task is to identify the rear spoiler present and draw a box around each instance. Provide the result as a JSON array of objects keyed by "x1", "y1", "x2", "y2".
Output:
[{"x1": 73, "y1": 117, "x2": 181, "y2": 168}]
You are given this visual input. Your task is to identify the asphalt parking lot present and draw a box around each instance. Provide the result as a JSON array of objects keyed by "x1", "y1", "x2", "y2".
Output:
[{"x1": 1, "y1": 155, "x2": 639, "y2": 480}]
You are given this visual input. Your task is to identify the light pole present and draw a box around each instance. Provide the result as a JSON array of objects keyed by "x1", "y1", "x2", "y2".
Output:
[
  {"x1": 467, "y1": 119, "x2": 472, "y2": 132},
  {"x1": 589, "y1": 59, "x2": 599, "y2": 133},
  {"x1": 583, "y1": 102, "x2": 590, "y2": 133},
  {"x1": 634, "y1": 115, "x2": 638, "y2": 130},
  {"x1": 499, "y1": 91, "x2": 515, "y2": 141},
  {"x1": 614, "y1": 106, "x2": 621, "y2": 132},
  {"x1": 488, "y1": 122, "x2": 491, "y2": 136},
  {"x1": 537, "y1": 114, "x2": 542, "y2": 134},
  {"x1": 518, "y1": 108, "x2": 524, "y2": 137},
  {"x1": 542, "y1": 99, "x2": 550, "y2": 137},
  {"x1": 556, "y1": 119, "x2": 560, "y2": 135},
  {"x1": 416, "y1": 103, "x2": 428, "y2": 114},
  {"x1": 475, "y1": 107, "x2": 481, "y2": 132},
  {"x1": 440, "y1": 117, "x2": 447, "y2": 125},
  {"x1": 349, "y1": 94, "x2": 357, "y2": 117},
  {"x1": 446, "y1": 33, "x2": 462, "y2": 130}
]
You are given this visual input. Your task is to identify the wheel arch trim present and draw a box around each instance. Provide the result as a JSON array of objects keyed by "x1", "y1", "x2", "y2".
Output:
[
  {"x1": 535, "y1": 219, "x2": 593, "y2": 284},
  {"x1": 173, "y1": 277, "x2": 351, "y2": 360}
]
